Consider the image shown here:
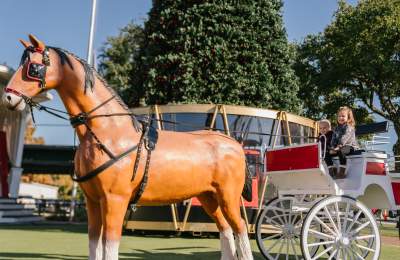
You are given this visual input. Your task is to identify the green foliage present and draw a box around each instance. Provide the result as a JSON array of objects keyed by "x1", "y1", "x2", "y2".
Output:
[
  {"x1": 98, "y1": 22, "x2": 145, "y2": 103},
  {"x1": 100, "y1": 0, "x2": 300, "y2": 112},
  {"x1": 295, "y1": 0, "x2": 400, "y2": 155}
]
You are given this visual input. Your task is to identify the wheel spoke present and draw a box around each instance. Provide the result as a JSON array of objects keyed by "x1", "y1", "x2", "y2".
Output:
[
  {"x1": 272, "y1": 208, "x2": 287, "y2": 226},
  {"x1": 341, "y1": 248, "x2": 347, "y2": 260},
  {"x1": 354, "y1": 234, "x2": 375, "y2": 240},
  {"x1": 291, "y1": 212, "x2": 301, "y2": 226},
  {"x1": 280, "y1": 201, "x2": 290, "y2": 225},
  {"x1": 328, "y1": 249, "x2": 338, "y2": 260},
  {"x1": 308, "y1": 228, "x2": 335, "y2": 240},
  {"x1": 288, "y1": 199, "x2": 293, "y2": 226},
  {"x1": 312, "y1": 245, "x2": 334, "y2": 260},
  {"x1": 266, "y1": 236, "x2": 283, "y2": 252},
  {"x1": 334, "y1": 201, "x2": 342, "y2": 233},
  {"x1": 355, "y1": 243, "x2": 375, "y2": 253},
  {"x1": 289, "y1": 238, "x2": 299, "y2": 260},
  {"x1": 286, "y1": 238, "x2": 289, "y2": 260},
  {"x1": 342, "y1": 202, "x2": 351, "y2": 231},
  {"x1": 349, "y1": 245, "x2": 365, "y2": 260},
  {"x1": 346, "y1": 209, "x2": 362, "y2": 233},
  {"x1": 265, "y1": 216, "x2": 287, "y2": 229},
  {"x1": 353, "y1": 240, "x2": 369, "y2": 258},
  {"x1": 324, "y1": 206, "x2": 340, "y2": 235},
  {"x1": 274, "y1": 238, "x2": 286, "y2": 260},
  {"x1": 350, "y1": 221, "x2": 371, "y2": 235},
  {"x1": 344, "y1": 247, "x2": 354, "y2": 260},
  {"x1": 307, "y1": 240, "x2": 335, "y2": 247},
  {"x1": 349, "y1": 246, "x2": 357, "y2": 260},
  {"x1": 337, "y1": 248, "x2": 341, "y2": 260},
  {"x1": 263, "y1": 232, "x2": 283, "y2": 241},
  {"x1": 313, "y1": 215, "x2": 337, "y2": 236}
]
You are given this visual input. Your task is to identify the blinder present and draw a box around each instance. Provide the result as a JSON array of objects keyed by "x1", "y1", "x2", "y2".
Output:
[
  {"x1": 22, "y1": 46, "x2": 50, "y2": 89},
  {"x1": 27, "y1": 62, "x2": 46, "y2": 82}
]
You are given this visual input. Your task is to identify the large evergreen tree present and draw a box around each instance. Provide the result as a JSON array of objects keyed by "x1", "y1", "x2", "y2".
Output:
[{"x1": 121, "y1": 0, "x2": 299, "y2": 111}]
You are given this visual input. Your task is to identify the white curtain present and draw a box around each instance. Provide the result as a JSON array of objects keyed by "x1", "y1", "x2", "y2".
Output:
[{"x1": 0, "y1": 104, "x2": 24, "y2": 166}]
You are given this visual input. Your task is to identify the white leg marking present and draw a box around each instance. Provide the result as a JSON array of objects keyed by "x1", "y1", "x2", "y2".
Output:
[
  {"x1": 234, "y1": 224, "x2": 254, "y2": 260},
  {"x1": 220, "y1": 227, "x2": 237, "y2": 260},
  {"x1": 103, "y1": 240, "x2": 120, "y2": 260},
  {"x1": 89, "y1": 238, "x2": 103, "y2": 260}
]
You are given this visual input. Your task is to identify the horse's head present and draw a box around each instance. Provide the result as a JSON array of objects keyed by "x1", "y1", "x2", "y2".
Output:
[{"x1": 2, "y1": 34, "x2": 62, "y2": 111}]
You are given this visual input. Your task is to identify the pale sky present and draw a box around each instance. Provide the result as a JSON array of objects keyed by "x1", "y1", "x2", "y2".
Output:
[{"x1": 1, "y1": 0, "x2": 395, "y2": 154}]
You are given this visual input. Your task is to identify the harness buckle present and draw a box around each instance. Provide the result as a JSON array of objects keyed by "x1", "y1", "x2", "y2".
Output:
[
  {"x1": 70, "y1": 112, "x2": 88, "y2": 127},
  {"x1": 130, "y1": 204, "x2": 138, "y2": 212}
]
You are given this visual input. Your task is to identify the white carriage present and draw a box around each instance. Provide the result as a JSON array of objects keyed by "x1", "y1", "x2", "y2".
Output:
[{"x1": 255, "y1": 142, "x2": 400, "y2": 260}]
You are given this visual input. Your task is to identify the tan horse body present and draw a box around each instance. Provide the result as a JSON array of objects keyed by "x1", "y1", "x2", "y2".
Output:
[{"x1": 2, "y1": 35, "x2": 253, "y2": 260}]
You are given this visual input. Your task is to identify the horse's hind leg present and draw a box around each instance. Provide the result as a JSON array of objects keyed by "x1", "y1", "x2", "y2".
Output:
[
  {"x1": 198, "y1": 193, "x2": 237, "y2": 260},
  {"x1": 216, "y1": 189, "x2": 253, "y2": 260},
  {"x1": 100, "y1": 194, "x2": 130, "y2": 260},
  {"x1": 86, "y1": 197, "x2": 103, "y2": 260}
]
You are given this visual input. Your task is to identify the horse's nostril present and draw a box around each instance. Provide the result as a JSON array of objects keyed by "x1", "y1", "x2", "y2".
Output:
[{"x1": 7, "y1": 95, "x2": 12, "y2": 101}]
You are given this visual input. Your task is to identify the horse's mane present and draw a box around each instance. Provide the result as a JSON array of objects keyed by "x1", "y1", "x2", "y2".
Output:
[
  {"x1": 50, "y1": 47, "x2": 131, "y2": 109},
  {"x1": 19, "y1": 46, "x2": 141, "y2": 131}
]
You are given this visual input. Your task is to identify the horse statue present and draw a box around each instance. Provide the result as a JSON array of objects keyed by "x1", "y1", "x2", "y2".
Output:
[{"x1": 2, "y1": 35, "x2": 253, "y2": 260}]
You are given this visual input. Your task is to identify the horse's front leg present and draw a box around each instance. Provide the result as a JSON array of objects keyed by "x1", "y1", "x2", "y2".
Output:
[
  {"x1": 101, "y1": 193, "x2": 130, "y2": 260},
  {"x1": 87, "y1": 197, "x2": 103, "y2": 260}
]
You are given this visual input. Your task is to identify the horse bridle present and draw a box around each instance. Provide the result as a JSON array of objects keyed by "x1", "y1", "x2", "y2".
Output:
[
  {"x1": 4, "y1": 46, "x2": 50, "y2": 106},
  {"x1": 23, "y1": 46, "x2": 50, "y2": 89},
  {"x1": 3, "y1": 44, "x2": 156, "y2": 206}
]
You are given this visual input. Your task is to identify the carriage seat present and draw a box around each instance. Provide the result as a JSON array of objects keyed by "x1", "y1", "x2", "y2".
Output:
[
  {"x1": 266, "y1": 143, "x2": 335, "y2": 194},
  {"x1": 323, "y1": 121, "x2": 388, "y2": 175}
]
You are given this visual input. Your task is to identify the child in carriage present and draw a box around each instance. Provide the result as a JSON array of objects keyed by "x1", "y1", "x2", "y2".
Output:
[
  {"x1": 318, "y1": 119, "x2": 333, "y2": 162},
  {"x1": 325, "y1": 106, "x2": 359, "y2": 179}
]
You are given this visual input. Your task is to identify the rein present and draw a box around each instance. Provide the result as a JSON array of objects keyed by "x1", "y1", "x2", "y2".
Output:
[
  {"x1": 6, "y1": 81, "x2": 153, "y2": 204},
  {"x1": 7, "y1": 93, "x2": 318, "y2": 141},
  {"x1": 6, "y1": 45, "x2": 317, "y2": 207}
]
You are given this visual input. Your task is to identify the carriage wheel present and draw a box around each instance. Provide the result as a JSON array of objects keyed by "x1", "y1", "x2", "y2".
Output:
[
  {"x1": 255, "y1": 197, "x2": 319, "y2": 259},
  {"x1": 300, "y1": 196, "x2": 380, "y2": 260}
]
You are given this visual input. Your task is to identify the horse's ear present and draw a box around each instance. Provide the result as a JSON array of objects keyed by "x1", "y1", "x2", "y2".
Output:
[
  {"x1": 19, "y1": 39, "x2": 32, "y2": 49},
  {"x1": 28, "y1": 34, "x2": 45, "y2": 50}
]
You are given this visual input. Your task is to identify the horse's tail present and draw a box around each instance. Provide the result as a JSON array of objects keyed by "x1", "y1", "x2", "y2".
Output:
[{"x1": 241, "y1": 158, "x2": 253, "y2": 201}]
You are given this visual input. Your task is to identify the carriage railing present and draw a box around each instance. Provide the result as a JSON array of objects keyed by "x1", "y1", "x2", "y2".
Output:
[
  {"x1": 388, "y1": 155, "x2": 400, "y2": 176},
  {"x1": 363, "y1": 134, "x2": 390, "y2": 151}
]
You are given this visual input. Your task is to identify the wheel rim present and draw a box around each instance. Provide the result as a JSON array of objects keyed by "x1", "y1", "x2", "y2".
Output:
[
  {"x1": 301, "y1": 196, "x2": 380, "y2": 260},
  {"x1": 256, "y1": 197, "x2": 317, "y2": 260}
]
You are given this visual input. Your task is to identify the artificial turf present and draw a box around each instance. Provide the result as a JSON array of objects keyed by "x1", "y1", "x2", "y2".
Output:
[{"x1": 0, "y1": 223, "x2": 398, "y2": 259}]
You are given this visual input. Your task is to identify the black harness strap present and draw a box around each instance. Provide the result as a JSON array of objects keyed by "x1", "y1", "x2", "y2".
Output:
[
  {"x1": 70, "y1": 96, "x2": 115, "y2": 128},
  {"x1": 70, "y1": 144, "x2": 138, "y2": 182},
  {"x1": 129, "y1": 120, "x2": 158, "y2": 205},
  {"x1": 131, "y1": 149, "x2": 152, "y2": 205},
  {"x1": 13, "y1": 46, "x2": 158, "y2": 202}
]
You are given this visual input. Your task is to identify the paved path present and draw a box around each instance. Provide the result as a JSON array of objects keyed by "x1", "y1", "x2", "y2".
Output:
[{"x1": 382, "y1": 236, "x2": 400, "y2": 247}]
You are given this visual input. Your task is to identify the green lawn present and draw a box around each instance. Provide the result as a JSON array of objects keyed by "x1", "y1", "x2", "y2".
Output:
[
  {"x1": 379, "y1": 222, "x2": 399, "y2": 237},
  {"x1": 0, "y1": 223, "x2": 398, "y2": 259}
]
